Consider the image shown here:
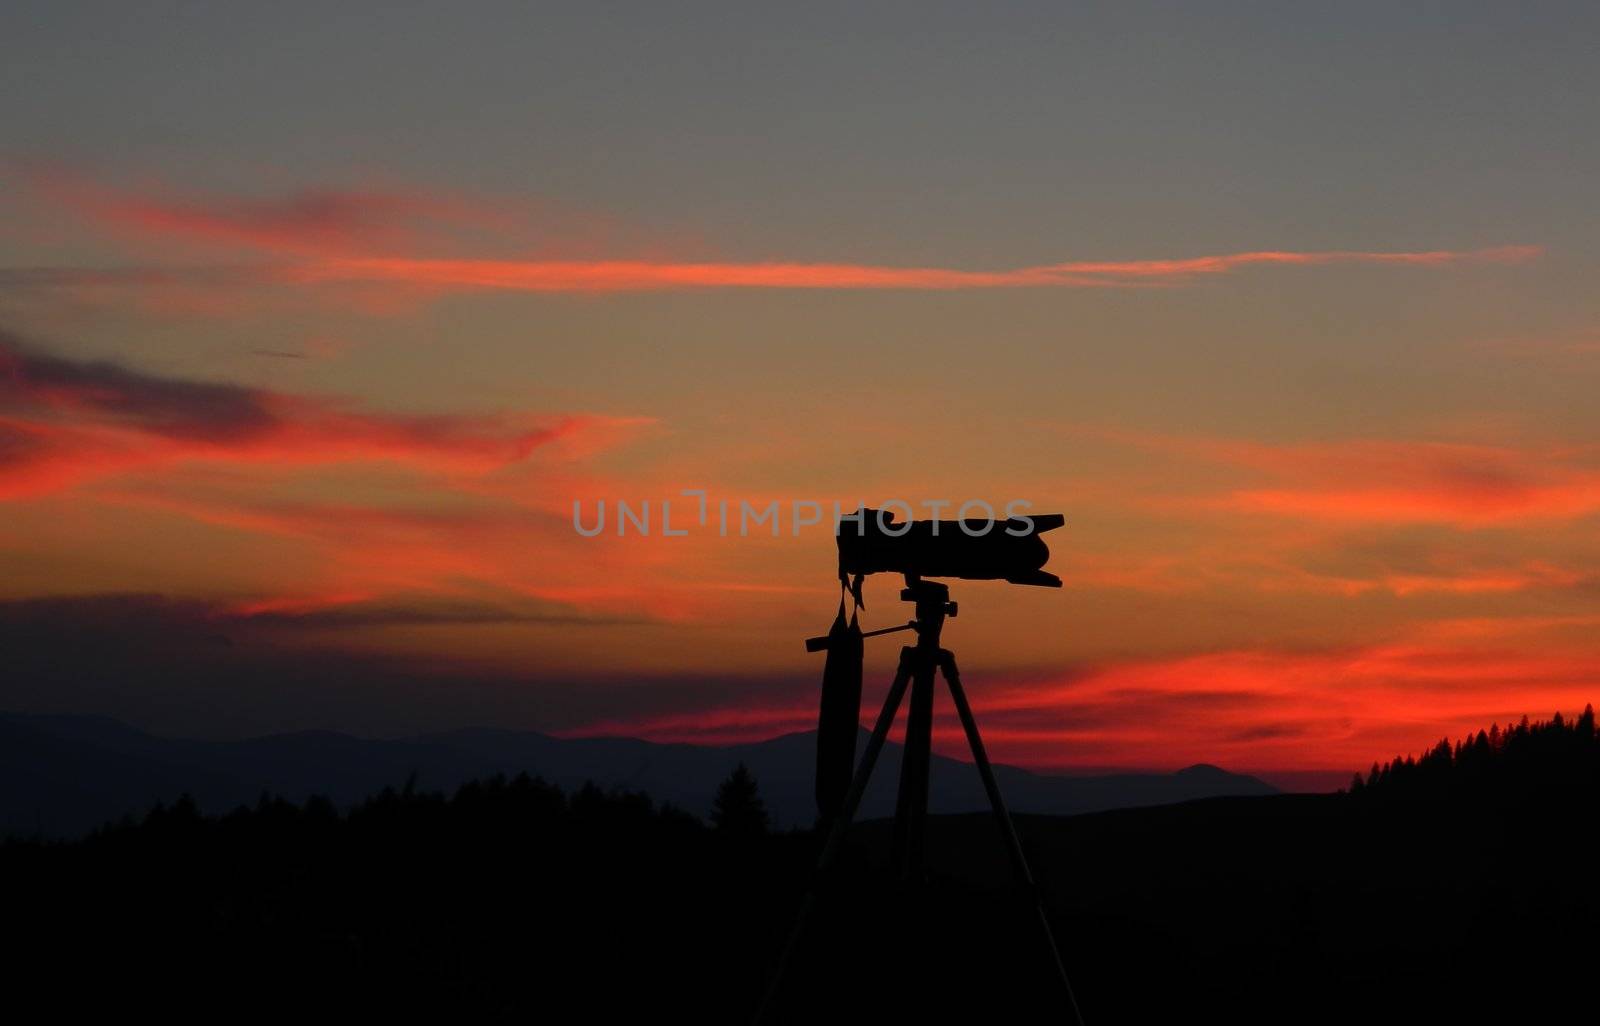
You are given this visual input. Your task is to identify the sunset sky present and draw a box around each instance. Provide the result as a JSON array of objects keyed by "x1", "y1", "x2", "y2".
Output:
[{"x1": 5, "y1": 4, "x2": 1600, "y2": 788}]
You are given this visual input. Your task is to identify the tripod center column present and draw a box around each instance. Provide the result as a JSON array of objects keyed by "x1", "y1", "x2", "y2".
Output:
[{"x1": 890, "y1": 579, "x2": 951, "y2": 880}]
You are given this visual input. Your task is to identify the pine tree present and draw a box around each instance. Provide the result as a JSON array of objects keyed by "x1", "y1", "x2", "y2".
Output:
[{"x1": 711, "y1": 762, "x2": 769, "y2": 835}]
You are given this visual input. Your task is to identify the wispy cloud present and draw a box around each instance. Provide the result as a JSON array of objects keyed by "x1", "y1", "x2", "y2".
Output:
[
  {"x1": 8, "y1": 171, "x2": 1543, "y2": 301},
  {"x1": 0, "y1": 246, "x2": 1540, "y2": 312},
  {"x1": 279, "y1": 246, "x2": 1540, "y2": 294}
]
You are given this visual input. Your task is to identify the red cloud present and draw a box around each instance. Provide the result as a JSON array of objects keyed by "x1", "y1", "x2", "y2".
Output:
[
  {"x1": 572, "y1": 703, "x2": 819, "y2": 745},
  {"x1": 26, "y1": 166, "x2": 472, "y2": 256},
  {"x1": 0, "y1": 333, "x2": 646, "y2": 499},
  {"x1": 579, "y1": 639, "x2": 1600, "y2": 783}
]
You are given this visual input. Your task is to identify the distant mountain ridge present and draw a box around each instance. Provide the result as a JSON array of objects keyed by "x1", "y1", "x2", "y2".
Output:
[{"x1": 0, "y1": 712, "x2": 1277, "y2": 837}]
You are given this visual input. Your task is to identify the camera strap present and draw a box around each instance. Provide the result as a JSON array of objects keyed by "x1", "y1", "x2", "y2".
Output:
[{"x1": 814, "y1": 592, "x2": 864, "y2": 826}]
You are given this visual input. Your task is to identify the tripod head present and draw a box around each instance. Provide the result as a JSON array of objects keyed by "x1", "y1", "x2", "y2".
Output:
[
  {"x1": 804, "y1": 574, "x2": 958, "y2": 652},
  {"x1": 900, "y1": 577, "x2": 956, "y2": 648}
]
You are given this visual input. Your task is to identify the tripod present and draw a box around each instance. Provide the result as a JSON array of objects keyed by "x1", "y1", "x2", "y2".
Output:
[{"x1": 757, "y1": 577, "x2": 1085, "y2": 1024}]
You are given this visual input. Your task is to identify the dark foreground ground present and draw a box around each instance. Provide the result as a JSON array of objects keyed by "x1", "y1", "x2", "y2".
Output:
[{"x1": 4, "y1": 777, "x2": 1597, "y2": 1024}]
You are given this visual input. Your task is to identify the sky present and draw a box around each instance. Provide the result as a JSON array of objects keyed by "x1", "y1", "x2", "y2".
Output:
[{"x1": 4, "y1": 2, "x2": 1600, "y2": 788}]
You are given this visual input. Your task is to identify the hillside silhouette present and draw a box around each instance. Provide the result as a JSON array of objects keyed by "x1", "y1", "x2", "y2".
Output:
[
  {"x1": 0, "y1": 712, "x2": 1275, "y2": 837},
  {"x1": 3, "y1": 710, "x2": 1598, "y2": 1022}
]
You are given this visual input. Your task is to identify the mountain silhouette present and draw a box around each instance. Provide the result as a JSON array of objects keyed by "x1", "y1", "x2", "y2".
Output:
[{"x1": 0, "y1": 712, "x2": 1275, "y2": 837}]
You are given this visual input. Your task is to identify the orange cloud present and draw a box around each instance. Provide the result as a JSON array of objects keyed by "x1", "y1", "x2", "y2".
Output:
[
  {"x1": 77, "y1": 473, "x2": 803, "y2": 630},
  {"x1": 1225, "y1": 482, "x2": 1600, "y2": 524},
  {"x1": 1031, "y1": 247, "x2": 1542, "y2": 276},
  {"x1": 1268, "y1": 563, "x2": 1590, "y2": 599},
  {"x1": 283, "y1": 246, "x2": 1540, "y2": 294},
  {"x1": 1097, "y1": 430, "x2": 1600, "y2": 526},
  {"x1": 7, "y1": 245, "x2": 1537, "y2": 307}
]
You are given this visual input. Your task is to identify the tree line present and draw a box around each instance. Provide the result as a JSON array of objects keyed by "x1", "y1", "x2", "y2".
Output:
[{"x1": 1349, "y1": 704, "x2": 1599, "y2": 801}]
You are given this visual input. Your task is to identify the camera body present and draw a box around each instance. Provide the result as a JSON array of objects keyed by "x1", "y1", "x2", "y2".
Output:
[{"x1": 837, "y1": 508, "x2": 1064, "y2": 587}]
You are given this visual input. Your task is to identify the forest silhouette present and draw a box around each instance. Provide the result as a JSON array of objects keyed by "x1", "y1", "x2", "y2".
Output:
[
  {"x1": 1351, "y1": 704, "x2": 1599, "y2": 801},
  {"x1": 5, "y1": 710, "x2": 1599, "y2": 1022}
]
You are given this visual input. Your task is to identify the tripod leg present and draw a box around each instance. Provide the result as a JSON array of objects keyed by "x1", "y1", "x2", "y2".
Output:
[
  {"x1": 891, "y1": 647, "x2": 936, "y2": 879},
  {"x1": 939, "y1": 649, "x2": 1086, "y2": 1026},
  {"x1": 754, "y1": 646, "x2": 917, "y2": 1025}
]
